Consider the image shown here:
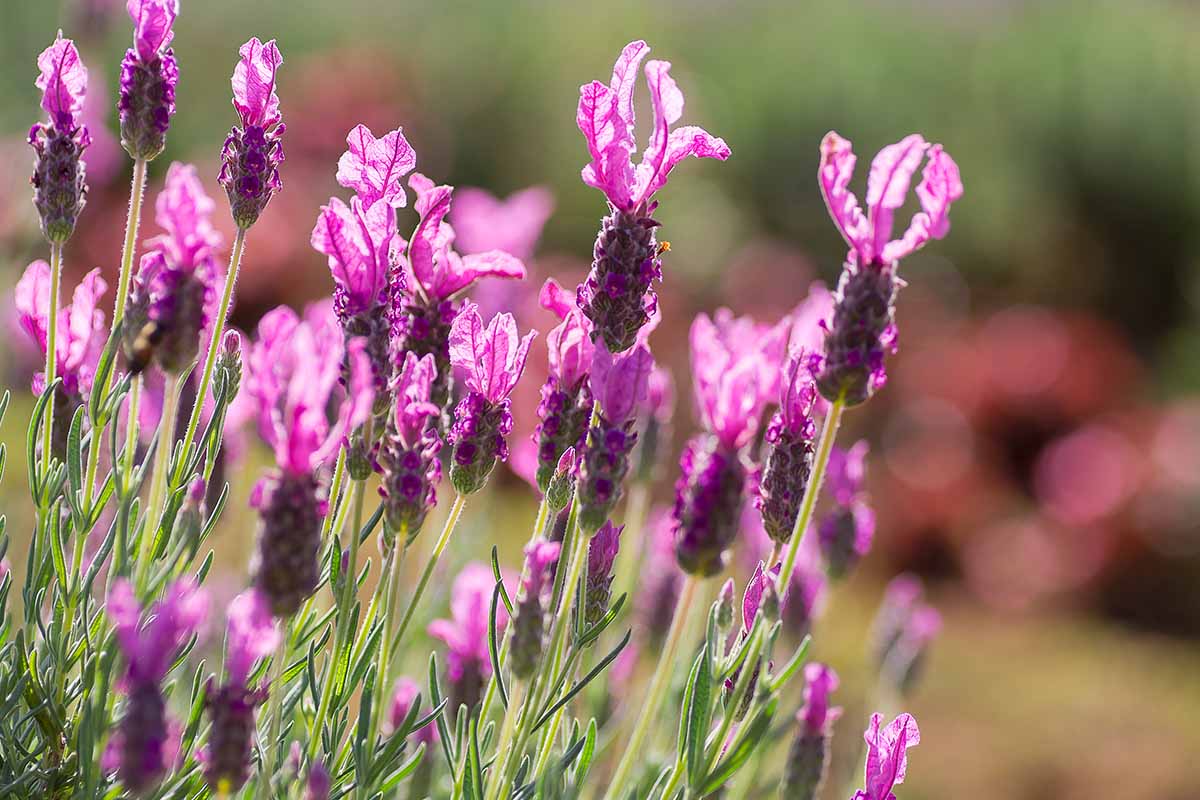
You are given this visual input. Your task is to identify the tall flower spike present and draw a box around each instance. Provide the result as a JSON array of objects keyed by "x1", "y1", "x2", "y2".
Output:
[
  {"x1": 247, "y1": 302, "x2": 374, "y2": 615},
  {"x1": 106, "y1": 578, "x2": 209, "y2": 795},
  {"x1": 534, "y1": 279, "x2": 596, "y2": 491},
  {"x1": 203, "y1": 589, "x2": 279, "y2": 794},
  {"x1": 851, "y1": 713, "x2": 921, "y2": 800},
  {"x1": 817, "y1": 441, "x2": 875, "y2": 579},
  {"x1": 119, "y1": 0, "x2": 177, "y2": 160},
  {"x1": 782, "y1": 664, "x2": 841, "y2": 800},
  {"x1": 123, "y1": 162, "x2": 224, "y2": 374},
  {"x1": 219, "y1": 38, "x2": 284, "y2": 229},
  {"x1": 577, "y1": 341, "x2": 653, "y2": 531},
  {"x1": 576, "y1": 40, "x2": 730, "y2": 352},
  {"x1": 815, "y1": 132, "x2": 962, "y2": 406},
  {"x1": 15, "y1": 261, "x2": 107, "y2": 458},
  {"x1": 510, "y1": 540, "x2": 562, "y2": 679},
  {"x1": 30, "y1": 34, "x2": 91, "y2": 243},
  {"x1": 395, "y1": 173, "x2": 528, "y2": 427},
  {"x1": 673, "y1": 310, "x2": 785, "y2": 576},
  {"x1": 756, "y1": 350, "x2": 818, "y2": 544},
  {"x1": 429, "y1": 562, "x2": 511, "y2": 712},
  {"x1": 446, "y1": 302, "x2": 536, "y2": 494},
  {"x1": 584, "y1": 521, "x2": 623, "y2": 628},
  {"x1": 375, "y1": 352, "x2": 442, "y2": 543}
]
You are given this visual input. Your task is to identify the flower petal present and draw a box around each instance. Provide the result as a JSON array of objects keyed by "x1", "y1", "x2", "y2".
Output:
[
  {"x1": 336, "y1": 124, "x2": 417, "y2": 210},
  {"x1": 231, "y1": 37, "x2": 283, "y2": 128}
]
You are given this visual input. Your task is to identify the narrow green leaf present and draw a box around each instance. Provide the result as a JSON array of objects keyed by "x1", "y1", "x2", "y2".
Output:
[
  {"x1": 490, "y1": 546, "x2": 513, "y2": 614},
  {"x1": 685, "y1": 644, "x2": 714, "y2": 788},
  {"x1": 489, "y1": 580, "x2": 508, "y2": 709},
  {"x1": 427, "y1": 653, "x2": 455, "y2": 768},
  {"x1": 573, "y1": 718, "x2": 598, "y2": 786},
  {"x1": 698, "y1": 698, "x2": 778, "y2": 795},
  {"x1": 532, "y1": 629, "x2": 631, "y2": 732}
]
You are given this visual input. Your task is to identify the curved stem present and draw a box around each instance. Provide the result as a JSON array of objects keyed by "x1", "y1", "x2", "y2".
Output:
[
  {"x1": 603, "y1": 575, "x2": 700, "y2": 800},
  {"x1": 389, "y1": 494, "x2": 466, "y2": 656},
  {"x1": 366, "y1": 536, "x2": 407, "y2": 753},
  {"x1": 175, "y1": 227, "x2": 246, "y2": 486},
  {"x1": 111, "y1": 158, "x2": 148, "y2": 327},
  {"x1": 40, "y1": 242, "x2": 62, "y2": 472},
  {"x1": 134, "y1": 372, "x2": 180, "y2": 592},
  {"x1": 775, "y1": 397, "x2": 845, "y2": 595}
]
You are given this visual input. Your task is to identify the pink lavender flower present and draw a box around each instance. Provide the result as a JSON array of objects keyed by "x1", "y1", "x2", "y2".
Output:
[
  {"x1": 450, "y1": 185, "x2": 554, "y2": 262},
  {"x1": 387, "y1": 676, "x2": 438, "y2": 743},
  {"x1": 510, "y1": 539, "x2": 562, "y2": 679},
  {"x1": 395, "y1": 174, "x2": 528, "y2": 426},
  {"x1": 246, "y1": 302, "x2": 374, "y2": 615},
  {"x1": 815, "y1": 133, "x2": 963, "y2": 406},
  {"x1": 15, "y1": 261, "x2": 107, "y2": 458},
  {"x1": 673, "y1": 310, "x2": 787, "y2": 576},
  {"x1": 576, "y1": 40, "x2": 730, "y2": 352},
  {"x1": 305, "y1": 761, "x2": 331, "y2": 800},
  {"x1": 584, "y1": 520, "x2": 623, "y2": 628},
  {"x1": 118, "y1": 0, "x2": 177, "y2": 160},
  {"x1": 203, "y1": 589, "x2": 279, "y2": 793},
  {"x1": 852, "y1": 713, "x2": 921, "y2": 800},
  {"x1": 756, "y1": 350, "x2": 818, "y2": 544},
  {"x1": 124, "y1": 162, "x2": 224, "y2": 374},
  {"x1": 782, "y1": 664, "x2": 841, "y2": 800},
  {"x1": 577, "y1": 342, "x2": 653, "y2": 530},
  {"x1": 219, "y1": 38, "x2": 284, "y2": 229},
  {"x1": 106, "y1": 578, "x2": 208, "y2": 795},
  {"x1": 429, "y1": 562, "x2": 510, "y2": 711},
  {"x1": 817, "y1": 441, "x2": 875, "y2": 579},
  {"x1": 871, "y1": 574, "x2": 942, "y2": 694},
  {"x1": 30, "y1": 34, "x2": 91, "y2": 243},
  {"x1": 375, "y1": 352, "x2": 442, "y2": 540},
  {"x1": 446, "y1": 301, "x2": 536, "y2": 494}
]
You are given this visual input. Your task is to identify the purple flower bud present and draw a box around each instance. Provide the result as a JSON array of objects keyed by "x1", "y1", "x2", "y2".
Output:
[
  {"x1": 534, "y1": 376, "x2": 593, "y2": 492},
  {"x1": 672, "y1": 434, "x2": 747, "y2": 577},
  {"x1": 510, "y1": 540, "x2": 561, "y2": 679},
  {"x1": 218, "y1": 39, "x2": 284, "y2": 228},
  {"x1": 578, "y1": 205, "x2": 662, "y2": 353},
  {"x1": 203, "y1": 680, "x2": 267, "y2": 794},
  {"x1": 715, "y1": 578, "x2": 736, "y2": 632},
  {"x1": 782, "y1": 664, "x2": 841, "y2": 800},
  {"x1": 388, "y1": 676, "x2": 438, "y2": 744},
  {"x1": 545, "y1": 446, "x2": 577, "y2": 512},
  {"x1": 250, "y1": 470, "x2": 326, "y2": 616},
  {"x1": 584, "y1": 521, "x2": 623, "y2": 628}
]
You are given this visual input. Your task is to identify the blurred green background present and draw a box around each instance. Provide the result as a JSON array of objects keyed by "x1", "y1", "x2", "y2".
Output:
[{"x1": 3, "y1": 1, "x2": 1200, "y2": 798}]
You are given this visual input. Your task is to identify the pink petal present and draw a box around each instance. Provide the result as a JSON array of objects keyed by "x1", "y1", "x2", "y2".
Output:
[
  {"x1": 589, "y1": 342, "x2": 653, "y2": 423},
  {"x1": 449, "y1": 302, "x2": 488, "y2": 394},
  {"x1": 14, "y1": 260, "x2": 52, "y2": 353},
  {"x1": 538, "y1": 278, "x2": 576, "y2": 321},
  {"x1": 231, "y1": 37, "x2": 283, "y2": 128},
  {"x1": 126, "y1": 0, "x2": 176, "y2": 62},
  {"x1": 818, "y1": 132, "x2": 871, "y2": 262},
  {"x1": 865, "y1": 134, "x2": 928, "y2": 259},
  {"x1": 336, "y1": 124, "x2": 417, "y2": 210},
  {"x1": 36, "y1": 34, "x2": 88, "y2": 128},
  {"x1": 449, "y1": 186, "x2": 554, "y2": 260},
  {"x1": 881, "y1": 144, "x2": 963, "y2": 264},
  {"x1": 152, "y1": 162, "x2": 221, "y2": 270},
  {"x1": 225, "y1": 588, "x2": 280, "y2": 685},
  {"x1": 61, "y1": 268, "x2": 108, "y2": 380}
]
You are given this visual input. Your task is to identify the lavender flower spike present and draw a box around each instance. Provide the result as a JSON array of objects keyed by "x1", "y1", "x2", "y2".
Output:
[
  {"x1": 119, "y1": 0, "x2": 178, "y2": 160},
  {"x1": 447, "y1": 301, "x2": 536, "y2": 495},
  {"x1": 219, "y1": 38, "x2": 284, "y2": 229},
  {"x1": 375, "y1": 352, "x2": 442, "y2": 542},
  {"x1": 815, "y1": 132, "x2": 963, "y2": 405},
  {"x1": 781, "y1": 664, "x2": 841, "y2": 800},
  {"x1": 756, "y1": 349, "x2": 817, "y2": 544},
  {"x1": 534, "y1": 279, "x2": 596, "y2": 491},
  {"x1": 30, "y1": 34, "x2": 91, "y2": 243},
  {"x1": 584, "y1": 521, "x2": 623, "y2": 628},
  {"x1": 510, "y1": 540, "x2": 562, "y2": 679},
  {"x1": 577, "y1": 341, "x2": 653, "y2": 531},
  {"x1": 851, "y1": 713, "x2": 921, "y2": 800},
  {"x1": 817, "y1": 441, "x2": 875, "y2": 579},
  {"x1": 429, "y1": 563, "x2": 511, "y2": 711},
  {"x1": 106, "y1": 578, "x2": 209, "y2": 796},
  {"x1": 204, "y1": 589, "x2": 279, "y2": 794},
  {"x1": 576, "y1": 41, "x2": 730, "y2": 351}
]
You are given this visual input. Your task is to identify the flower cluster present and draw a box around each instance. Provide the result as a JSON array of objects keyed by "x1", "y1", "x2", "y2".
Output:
[
  {"x1": 119, "y1": 0, "x2": 178, "y2": 160},
  {"x1": 219, "y1": 38, "x2": 285, "y2": 229}
]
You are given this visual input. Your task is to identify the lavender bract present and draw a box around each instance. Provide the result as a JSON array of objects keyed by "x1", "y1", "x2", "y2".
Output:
[
  {"x1": 30, "y1": 34, "x2": 91, "y2": 243},
  {"x1": 576, "y1": 40, "x2": 730, "y2": 352},
  {"x1": 375, "y1": 352, "x2": 442, "y2": 542},
  {"x1": 815, "y1": 132, "x2": 962, "y2": 405},
  {"x1": 534, "y1": 279, "x2": 596, "y2": 491},
  {"x1": 851, "y1": 713, "x2": 921, "y2": 800},
  {"x1": 118, "y1": 0, "x2": 177, "y2": 160},
  {"x1": 782, "y1": 664, "x2": 840, "y2": 800},
  {"x1": 219, "y1": 38, "x2": 284, "y2": 229}
]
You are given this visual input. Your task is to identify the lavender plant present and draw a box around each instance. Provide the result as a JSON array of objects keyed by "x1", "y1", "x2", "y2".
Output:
[{"x1": 0, "y1": 17, "x2": 961, "y2": 800}]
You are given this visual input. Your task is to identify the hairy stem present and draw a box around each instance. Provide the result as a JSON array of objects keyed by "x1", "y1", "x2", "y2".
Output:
[
  {"x1": 133, "y1": 371, "x2": 180, "y2": 592},
  {"x1": 258, "y1": 636, "x2": 288, "y2": 799},
  {"x1": 389, "y1": 493, "x2": 466, "y2": 657},
  {"x1": 40, "y1": 242, "x2": 62, "y2": 473},
  {"x1": 111, "y1": 158, "x2": 148, "y2": 328}
]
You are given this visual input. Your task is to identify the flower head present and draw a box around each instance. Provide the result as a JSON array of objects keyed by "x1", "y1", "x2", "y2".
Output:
[
  {"x1": 15, "y1": 261, "x2": 107, "y2": 397},
  {"x1": 400, "y1": 175, "x2": 527, "y2": 305},
  {"x1": 312, "y1": 195, "x2": 395, "y2": 318},
  {"x1": 108, "y1": 578, "x2": 208, "y2": 684},
  {"x1": 819, "y1": 132, "x2": 962, "y2": 268},
  {"x1": 448, "y1": 301, "x2": 536, "y2": 405},
  {"x1": 36, "y1": 34, "x2": 88, "y2": 130},
  {"x1": 126, "y1": 0, "x2": 176, "y2": 62},
  {"x1": 540, "y1": 278, "x2": 595, "y2": 390},
  {"x1": 589, "y1": 341, "x2": 654, "y2": 423},
  {"x1": 584, "y1": 520, "x2": 623, "y2": 626},
  {"x1": 336, "y1": 123, "x2": 417, "y2": 211},
  {"x1": 577, "y1": 40, "x2": 729, "y2": 211},
  {"x1": 231, "y1": 37, "x2": 283, "y2": 128},
  {"x1": 798, "y1": 663, "x2": 841, "y2": 736},
  {"x1": 852, "y1": 713, "x2": 921, "y2": 800},
  {"x1": 246, "y1": 302, "x2": 374, "y2": 474},
  {"x1": 450, "y1": 185, "x2": 554, "y2": 260},
  {"x1": 223, "y1": 588, "x2": 279, "y2": 685}
]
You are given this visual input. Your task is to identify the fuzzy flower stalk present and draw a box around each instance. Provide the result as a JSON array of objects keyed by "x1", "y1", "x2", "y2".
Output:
[
  {"x1": 446, "y1": 302, "x2": 535, "y2": 495},
  {"x1": 219, "y1": 37, "x2": 284, "y2": 229},
  {"x1": 577, "y1": 40, "x2": 730, "y2": 352},
  {"x1": 203, "y1": 589, "x2": 279, "y2": 794},
  {"x1": 119, "y1": 0, "x2": 178, "y2": 160},
  {"x1": 577, "y1": 342, "x2": 653, "y2": 531},
  {"x1": 781, "y1": 664, "x2": 840, "y2": 800},
  {"x1": 30, "y1": 34, "x2": 91, "y2": 244},
  {"x1": 814, "y1": 132, "x2": 962, "y2": 406},
  {"x1": 246, "y1": 304, "x2": 374, "y2": 615},
  {"x1": 105, "y1": 579, "x2": 208, "y2": 795}
]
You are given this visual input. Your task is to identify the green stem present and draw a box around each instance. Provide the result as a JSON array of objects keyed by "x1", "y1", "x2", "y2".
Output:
[
  {"x1": 612, "y1": 481, "x2": 650, "y2": 612},
  {"x1": 603, "y1": 575, "x2": 701, "y2": 800},
  {"x1": 133, "y1": 371, "x2": 180, "y2": 592},
  {"x1": 698, "y1": 621, "x2": 765, "y2": 782},
  {"x1": 111, "y1": 158, "x2": 147, "y2": 328},
  {"x1": 40, "y1": 242, "x2": 62, "y2": 473},
  {"x1": 258, "y1": 636, "x2": 288, "y2": 799},
  {"x1": 366, "y1": 535, "x2": 407, "y2": 755},
  {"x1": 389, "y1": 494, "x2": 466, "y2": 656},
  {"x1": 775, "y1": 397, "x2": 845, "y2": 595},
  {"x1": 174, "y1": 227, "x2": 246, "y2": 486}
]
